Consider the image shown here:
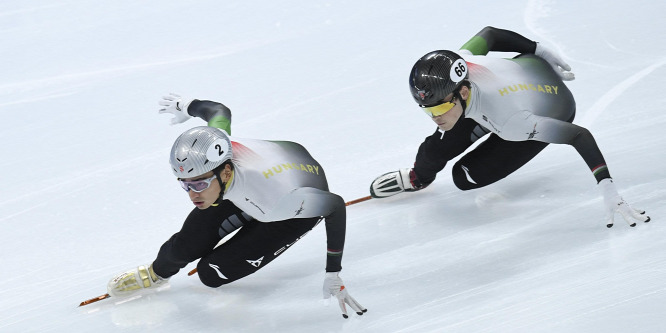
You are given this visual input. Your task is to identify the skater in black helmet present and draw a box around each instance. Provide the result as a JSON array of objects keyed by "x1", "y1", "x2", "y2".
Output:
[{"x1": 370, "y1": 26, "x2": 649, "y2": 228}]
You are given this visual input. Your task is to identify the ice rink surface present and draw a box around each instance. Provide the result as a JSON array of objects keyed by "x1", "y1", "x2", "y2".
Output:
[{"x1": 1, "y1": 1, "x2": 665, "y2": 332}]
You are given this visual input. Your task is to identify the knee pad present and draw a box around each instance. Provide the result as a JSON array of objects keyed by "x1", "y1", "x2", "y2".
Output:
[
  {"x1": 197, "y1": 260, "x2": 232, "y2": 288},
  {"x1": 452, "y1": 162, "x2": 480, "y2": 191}
]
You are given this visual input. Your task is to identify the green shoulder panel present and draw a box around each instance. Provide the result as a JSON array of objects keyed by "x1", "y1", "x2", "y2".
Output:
[
  {"x1": 208, "y1": 115, "x2": 232, "y2": 135},
  {"x1": 460, "y1": 36, "x2": 489, "y2": 56}
]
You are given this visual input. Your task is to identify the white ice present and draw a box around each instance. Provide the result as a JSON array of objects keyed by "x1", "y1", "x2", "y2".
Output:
[{"x1": 1, "y1": 1, "x2": 665, "y2": 332}]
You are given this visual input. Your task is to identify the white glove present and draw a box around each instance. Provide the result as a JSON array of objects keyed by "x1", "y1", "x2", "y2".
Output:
[
  {"x1": 323, "y1": 272, "x2": 367, "y2": 319},
  {"x1": 535, "y1": 43, "x2": 575, "y2": 81},
  {"x1": 599, "y1": 178, "x2": 650, "y2": 228},
  {"x1": 370, "y1": 168, "x2": 426, "y2": 198},
  {"x1": 158, "y1": 93, "x2": 194, "y2": 125},
  {"x1": 107, "y1": 264, "x2": 168, "y2": 298}
]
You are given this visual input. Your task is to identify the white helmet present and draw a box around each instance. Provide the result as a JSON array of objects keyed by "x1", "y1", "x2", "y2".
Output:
[{"x1": 170, "y1": 126, "x2": 232, "y2": 178}]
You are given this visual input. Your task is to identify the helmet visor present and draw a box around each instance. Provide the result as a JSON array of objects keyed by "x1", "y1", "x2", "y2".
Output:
[{"x1": 422, "y1": 101, "x2": 456, "y2": 117}]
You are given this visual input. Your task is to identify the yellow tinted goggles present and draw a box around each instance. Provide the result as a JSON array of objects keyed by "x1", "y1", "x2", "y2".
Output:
[{"x1": 422, "y1": 101, "x2": 456, "y2": 117}]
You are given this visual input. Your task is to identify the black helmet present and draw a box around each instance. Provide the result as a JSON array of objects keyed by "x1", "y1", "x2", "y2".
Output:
[{"x1": 409, "y1": 50, "x2": 469, "y2": 107}]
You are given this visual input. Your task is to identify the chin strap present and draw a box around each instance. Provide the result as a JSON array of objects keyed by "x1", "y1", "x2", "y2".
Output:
[
  {"x1": 213, "y1": 166, "x2": 235, "y2": 204},
  {"x1": 454, "y1": 82, "x2": 471, "y2": 111},
  {"x1": 213, "y1": 169, "x2": 226, "y2": 204},
  {"x1": 454, "y1": 90, "x2": 466, "y2": 110}
]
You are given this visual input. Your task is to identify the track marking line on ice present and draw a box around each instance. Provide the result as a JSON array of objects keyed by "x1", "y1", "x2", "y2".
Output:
[{"x1": 579, "y1": 57, "x2": 666, "y2": 127}]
